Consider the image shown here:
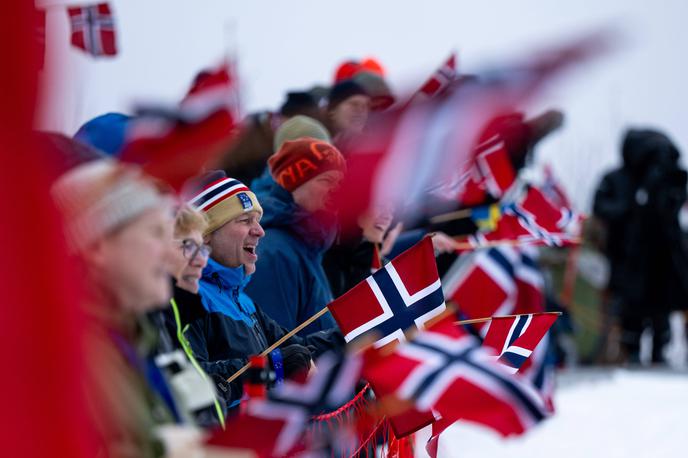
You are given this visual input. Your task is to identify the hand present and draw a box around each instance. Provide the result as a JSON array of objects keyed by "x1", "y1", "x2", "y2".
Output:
[
  {"x1": 277, "y1": 344, "x2": 312, "y2": 379},
  {"x1": 429, "y1": 232, "x2": 458, "y2": 255},
  {"x1": 380, "y1": 222, "x2": 404, "y2": 257}
]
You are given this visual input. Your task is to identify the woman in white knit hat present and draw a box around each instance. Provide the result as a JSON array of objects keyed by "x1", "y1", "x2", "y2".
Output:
[{"x1": 51, "y1": 159, "x2": 189, "y2": 458}]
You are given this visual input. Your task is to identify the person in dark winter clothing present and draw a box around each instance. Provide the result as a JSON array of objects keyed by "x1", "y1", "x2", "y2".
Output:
[
  {"x1": 323, "y1": 205, "x2": 396, "y2": 299},
  {"x1": 593, "y1": 128, "x2": 688, "y2": 364},
  {"x1": 185, "y1": 172, "x2": 344, "y2": 413},
  {"x1": 148, "y1": 204, "x2": 228, "y2": 428},
  {"x1": 325, "y1": 80, "x2": 371, "y2": 142},
  {"x1": 245, "y1": 138, "x2": 347, "y2": 335}
]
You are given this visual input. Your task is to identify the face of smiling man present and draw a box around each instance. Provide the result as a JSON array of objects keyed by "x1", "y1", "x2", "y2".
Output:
[{"x1": 205, "y1": 210, "x2": 265, "y2": 275}]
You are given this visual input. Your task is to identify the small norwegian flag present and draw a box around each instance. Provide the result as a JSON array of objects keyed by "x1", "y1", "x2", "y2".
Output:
[
  {"x1": 120, "y1": 62, "x2": 240, "y2": 191},
  {"x1": 328, "y1": 237, "x2": 446, "y2": 348},
  {"x1": 207, "y1": 352, "x2": 363, "y2": 457},
  {"x1": 363, "y1": 315, "x2": 549, "y2": 447},
  {"x1": 425, "y1": 312, "x2": 558, "y2": 456},
  {"x1": 416, "y1": 52, "x2": 458, "y2": 98},
  {"x1": 466, "y1": 185, "x2": 583, "y2": 249},
  {"x1": 483, "y1": 313, "x2": 559, "y2": 373},
  {"x1": 67, "y1": 3, "x2": 117, "y2": 57},
  {"x1": 542, "y1": 163, "x2": 572, "y2": 209}
]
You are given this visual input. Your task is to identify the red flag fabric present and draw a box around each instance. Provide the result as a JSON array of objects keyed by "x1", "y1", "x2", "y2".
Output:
[
  {"x1": 336, "y1": 33, "x2": 609, "y2": 235},
  {"x1": 482, "y1": 313, "x2": 559, "y2": 373},
  {"x1": 542, "y1": 163, "x2": 572, "y2": 209},
  {"x1": 67, "y1": 3, "x2": 118, "y2": 57},
  {"x1": 444, "y1": 245, "x2": 545, "y2": 331},
  {"x1": 426, "y1": 312, "x2": 557, "y2": 455},
  {"x1": 465, "y1": 185, "x2": 583, "y2": 249},
  {"x1": 207, "y1": 352, "x2": 363, "y2": 457},
  {"x1": 1, "y1": 3, "x2": 96, "y2": 456},
  {"x1": 363, "y1": 315, "x2": 548, "y2": 443},
  {"x1": 416, "y1": 53, "x2": 458, "y2": 98},
  {"x1": 328, "y1": 237, "x2": 446, "y2": 348},
  {"x1": 120, "y1": 63, "x2": 239, "y2": 191}
]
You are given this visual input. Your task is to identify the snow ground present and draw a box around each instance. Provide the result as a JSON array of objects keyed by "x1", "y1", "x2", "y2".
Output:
[{"x1": 415, "y1": 367, "x2": 688, "y2": 458}]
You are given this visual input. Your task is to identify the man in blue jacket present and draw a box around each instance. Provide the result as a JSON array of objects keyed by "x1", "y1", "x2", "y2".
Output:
[
  {"x1": 183, "y1": 173, "x2": 343, "y2": 413},
  {"x1": 246, "y1": 137, "x2": 346, "y2": 335}
]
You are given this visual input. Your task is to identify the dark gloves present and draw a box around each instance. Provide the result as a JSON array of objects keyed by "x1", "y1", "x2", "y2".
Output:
[{"x1": 274, "y1": 344, "x2": 312, "y2": 379}]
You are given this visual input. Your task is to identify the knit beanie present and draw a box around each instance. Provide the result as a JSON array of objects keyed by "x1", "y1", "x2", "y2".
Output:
[
  {"x1": 352, "y1": 71, "x2": 395, "y2": 110},
  {"x1": 327, "y1": 80, "x2": 368, "y2": 111},
  {"x1": 51, "y1": 159, "x2": 171, "y2": 254},
  {"x1": 186, "y1": 170, "x2": 262, "y2": 235},
  {"x1": 273, "y1": 115, "x2": 331, "y2": 152},
  {"x1": 268, "y1": 137, "x2": 346, "y2": 192},
  {"x1": 279, "y1": 91, "x2": 318, "y2": 118},
  {"x1": 74, "y1": 112, "x2": 132, "y2": 156}
]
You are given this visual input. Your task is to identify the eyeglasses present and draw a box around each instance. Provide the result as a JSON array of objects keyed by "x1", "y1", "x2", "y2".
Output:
[{"x1": 176, "y1": 239, "x2": 212, "y2": 262}]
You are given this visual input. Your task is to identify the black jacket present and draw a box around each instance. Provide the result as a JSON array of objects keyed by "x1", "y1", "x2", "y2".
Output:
[{"x1": 172, "y1": 285, "x2": 344, "y2": 412}]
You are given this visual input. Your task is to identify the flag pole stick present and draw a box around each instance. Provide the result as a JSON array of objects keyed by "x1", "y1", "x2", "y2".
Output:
[
  {"x1": 225, "y1": 306, "x2": 332, "y2": 384},
  {"x1": 429, "y1": 208, "x2": 473, "y2": 224},
  {"x1": 451, "y1": 236, "x2": 582, "y2": 252},
  {"x1": 455, "y1": 311, "x2": 562, "y2": 326}
]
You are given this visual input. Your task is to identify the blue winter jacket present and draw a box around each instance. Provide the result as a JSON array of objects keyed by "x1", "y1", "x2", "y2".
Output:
[
  {"x1": 246, "y1": 171, "x2": 339, "y2": 335},
  {"x1": 195, "y1": 257, "x2": 343, "y2": 410}
]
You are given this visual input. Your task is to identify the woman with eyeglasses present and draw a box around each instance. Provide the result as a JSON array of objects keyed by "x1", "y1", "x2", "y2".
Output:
[{"x1": 150, "y1": 204, "x2": 227, "y2": 428}]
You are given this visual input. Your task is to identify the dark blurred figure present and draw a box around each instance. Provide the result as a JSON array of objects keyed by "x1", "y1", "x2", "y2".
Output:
[{"x1": 593, "y1": 128, "x2": 688, "y2": 364}]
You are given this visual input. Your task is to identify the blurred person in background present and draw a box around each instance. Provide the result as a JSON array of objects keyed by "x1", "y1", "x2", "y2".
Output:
[
  {"x1": 246, "y1": 138, "x2": 347, "y2": 335},
  {"x1": 51, "y1": 159, "x2": 191, "y2": 457},
  {"x1": 593, "y1": 128, "x2": 688, "y2": 365}
]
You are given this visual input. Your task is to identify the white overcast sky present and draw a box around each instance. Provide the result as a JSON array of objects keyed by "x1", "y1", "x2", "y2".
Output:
[{"x1": 36, "y1": 0, "x2": 688, "y2": 210}]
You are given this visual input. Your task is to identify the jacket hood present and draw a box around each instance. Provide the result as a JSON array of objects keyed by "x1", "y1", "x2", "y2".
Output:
[{"x1": 251, "y1": 170, "x2": 337, "y2": 252}]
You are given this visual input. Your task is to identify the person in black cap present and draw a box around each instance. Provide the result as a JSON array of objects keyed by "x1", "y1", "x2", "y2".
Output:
[{"x1": 325, "y1": 80, "x2": 370, "y2": 141}]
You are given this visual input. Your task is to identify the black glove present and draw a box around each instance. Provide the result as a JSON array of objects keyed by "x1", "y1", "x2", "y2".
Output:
[{"x1": 276, "y1": 344, "x2": 312, "y2": 379}]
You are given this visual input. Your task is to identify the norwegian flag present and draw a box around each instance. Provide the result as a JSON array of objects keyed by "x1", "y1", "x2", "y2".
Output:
[
  {"x1": 416, "y1": 52, "x2": 458, "y2": 99},
  {"x1": 542, "y1": 163, "x2": 572, "y2": 209},
  {"x1": 120, "y1": 63, "x2": 239, "y2": 191},
  {"x1": 465, "y1": 185, "x2": 583, "y2": 249},
  {"x1": 363, "y1": 315, "x2": 549, "y2": 445},
  {"x1": 442, "y1": 245, "x2": 555, "y2": 407},
  {"x1": 207, "y1": 352, "x2": 362, "y2": 457},
  {"x1": 443, "y1": 245, "x2": 545, "y2": 329},
  {"x1": 336, "y1": 33, "x2": 611, "y2": 235},
  {"x1": 483, "y1": 313, "x2": 559, "y2": 373},
  {"x1": 328, "y1": 237, "x2": 446, "y2": 348},
  {"x1": 425, "y1": 312, "x2": 558, "y2": 456},
  {"x1": 67, "y1": 3, "x2": 117, "y2": 57}
]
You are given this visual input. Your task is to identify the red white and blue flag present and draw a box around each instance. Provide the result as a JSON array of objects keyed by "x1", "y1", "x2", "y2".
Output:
[
  {"x1": 415, "y1": 52, "x2": 458, "y2": 99},
  {"x1": 465, "y1": 185, "x2": 583, "y2": 249},
  {"x1": 483, "y1": 313, "x2": 559, "y2": 374},
  {"x1": 67, "y1": 3, "x2": 117, "y2": 57},
  {"x1": 120, "y1": 62, "x2": 239, "y2": 191},
  {"x1": 328, "y1": 237, "x2": 446, "y2": 348},
  {"x1": 363, "y1": 315, "x2": 548, "y2": 443},
  {"x1": 424, "y1": 312, "x2": 557, "y2": 456},
  {"x1": 541, "y1": 163, "x2": 571, "y2": 209},
  {"x1": 443, "y1": 245, "x2": 545, "y2": 328},
  {"x1": 207, "y1": 352, "x2": 363, "y2": 457}
]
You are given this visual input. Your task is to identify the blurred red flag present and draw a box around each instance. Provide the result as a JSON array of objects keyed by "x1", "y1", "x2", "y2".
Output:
[
  {"x1": 1, "y1": 4, "x2": 96, "y2": 457},
  {"x1": 67, "y1": 3, "x2": 118, "y2": 57},
  {"x1": 120, "y1": 62, "x2": 240, "y2": 192}
]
